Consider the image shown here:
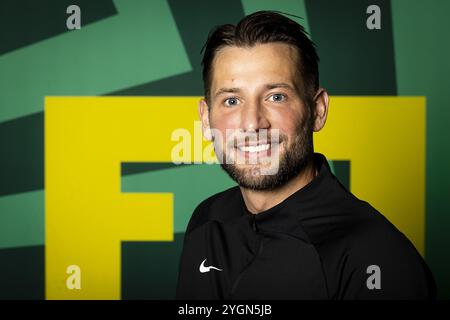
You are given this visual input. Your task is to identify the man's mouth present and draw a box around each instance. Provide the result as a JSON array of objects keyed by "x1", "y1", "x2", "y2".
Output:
[
  {"x1": 233, "y1": 141, "x2": 281, "y2": 162},
  {"x1": 237, "y1": 143, "x2": 271, "y2": 153}
]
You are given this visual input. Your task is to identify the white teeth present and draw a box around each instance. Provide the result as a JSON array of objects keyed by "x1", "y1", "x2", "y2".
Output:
[{"x1": 238, "y1": 144, "x2": 270, "y2": 153}]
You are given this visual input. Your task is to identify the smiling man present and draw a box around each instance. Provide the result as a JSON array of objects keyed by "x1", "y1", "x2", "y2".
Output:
[{"x1": 175, "y1": 11, "x2": 436, "y2": 300}]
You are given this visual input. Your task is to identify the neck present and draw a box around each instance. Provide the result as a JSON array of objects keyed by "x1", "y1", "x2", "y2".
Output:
[{"x1": 240, "y1": 155, "x2": 317, "y2": 214}]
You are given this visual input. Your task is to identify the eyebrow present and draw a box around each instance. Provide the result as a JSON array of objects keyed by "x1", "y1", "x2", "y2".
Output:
[
  {"x1": 214, "y1": 83, "x2": 295, "y2": 98},
  {"x1": 214, "y1": 87, "x2": 241, "y2": 98},
  {"x1": 265, "y1": 82, "x2": 294, "y2": 90}
]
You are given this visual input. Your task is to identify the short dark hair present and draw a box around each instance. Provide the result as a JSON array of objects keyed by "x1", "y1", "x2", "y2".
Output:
[{"x1": 201, "y1": 10, "x2": 320, "y2": 107}]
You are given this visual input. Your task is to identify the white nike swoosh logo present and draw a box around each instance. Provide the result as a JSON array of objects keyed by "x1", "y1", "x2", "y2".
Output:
[{"x1": 199, "y1": 258, "x2": 223, "y2": 273}]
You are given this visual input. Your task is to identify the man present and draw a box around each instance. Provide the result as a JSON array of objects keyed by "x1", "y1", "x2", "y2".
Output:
[{"x1": 176, "y1": 11, "x2": 436, "y2": 299}]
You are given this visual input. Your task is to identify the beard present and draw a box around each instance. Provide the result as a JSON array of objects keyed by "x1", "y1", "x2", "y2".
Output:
[{"x1": 217, "y1": 111, "x2": 314, "y2": 191}]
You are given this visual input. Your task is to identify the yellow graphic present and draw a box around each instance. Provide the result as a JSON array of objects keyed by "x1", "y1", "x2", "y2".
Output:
[
  {"x1": 315, "y1": 97, "x2": 426, "y2": 255},
  {"x1": 46, "y1": 97, "x2": 197, "y2": 299},
  {"x1": 45, "y1": 96, "x2": 425, "y2": 299}
]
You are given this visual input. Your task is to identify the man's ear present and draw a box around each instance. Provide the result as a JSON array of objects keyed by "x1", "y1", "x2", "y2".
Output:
[
  {"x1": 199, "y1": 98, "x2": 213, "y2": 141},
  {"x1": 312, "y1": 88, "x2": 329, "y2": 132}
]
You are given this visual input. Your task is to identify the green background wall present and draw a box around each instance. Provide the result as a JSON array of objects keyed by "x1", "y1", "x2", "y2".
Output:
[{"x1": 0, "y1": 0, "x2": 449, "y2": 299}]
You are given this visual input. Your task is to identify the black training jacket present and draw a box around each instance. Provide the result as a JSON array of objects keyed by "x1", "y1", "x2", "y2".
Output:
[{"x1": 176, "y1": 153, "x2": 436, "y2": 299}]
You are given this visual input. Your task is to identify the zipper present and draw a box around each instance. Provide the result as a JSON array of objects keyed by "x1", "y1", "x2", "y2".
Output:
[
  {"x1": 251, "y1": 214, "x2": 257, "y2": 232},
  {"x1": 229, "y1": 215, "x2": 264, "y2": 298}
]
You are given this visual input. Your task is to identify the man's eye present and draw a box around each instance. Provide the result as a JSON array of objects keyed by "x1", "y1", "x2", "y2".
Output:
[
  {"x1": 224, "y1": 97, "x2": 240, "y2": 107},
  {"x1": 268, "y1": 93, "x2": 286, "y2": 102}
]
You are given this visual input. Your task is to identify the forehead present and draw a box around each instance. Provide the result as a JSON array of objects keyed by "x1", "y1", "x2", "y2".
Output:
[{"x1": 211, "y1": 43, "x2": 299, "y2": 91}]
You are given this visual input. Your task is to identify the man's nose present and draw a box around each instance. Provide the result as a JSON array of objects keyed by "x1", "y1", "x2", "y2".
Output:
[{"x1": 239, "y1": 99, "x2": 270, "y2": 132}]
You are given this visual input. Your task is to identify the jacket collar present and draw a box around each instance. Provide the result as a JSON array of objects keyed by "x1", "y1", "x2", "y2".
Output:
[{"x1": 237, "y1": 152, "x2": 343, "y2": 242}]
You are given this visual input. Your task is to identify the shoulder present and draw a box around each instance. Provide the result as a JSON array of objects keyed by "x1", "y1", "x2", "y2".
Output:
[
  {"x1": 184, "y1": 185, "x2": 241, "y2": 235},
  {"x1": 348, "y1": 200, "x2": 422, "y2": 262},
  {"x1": 340, "y1": 201, "x2": 436, "y2": 299}
]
